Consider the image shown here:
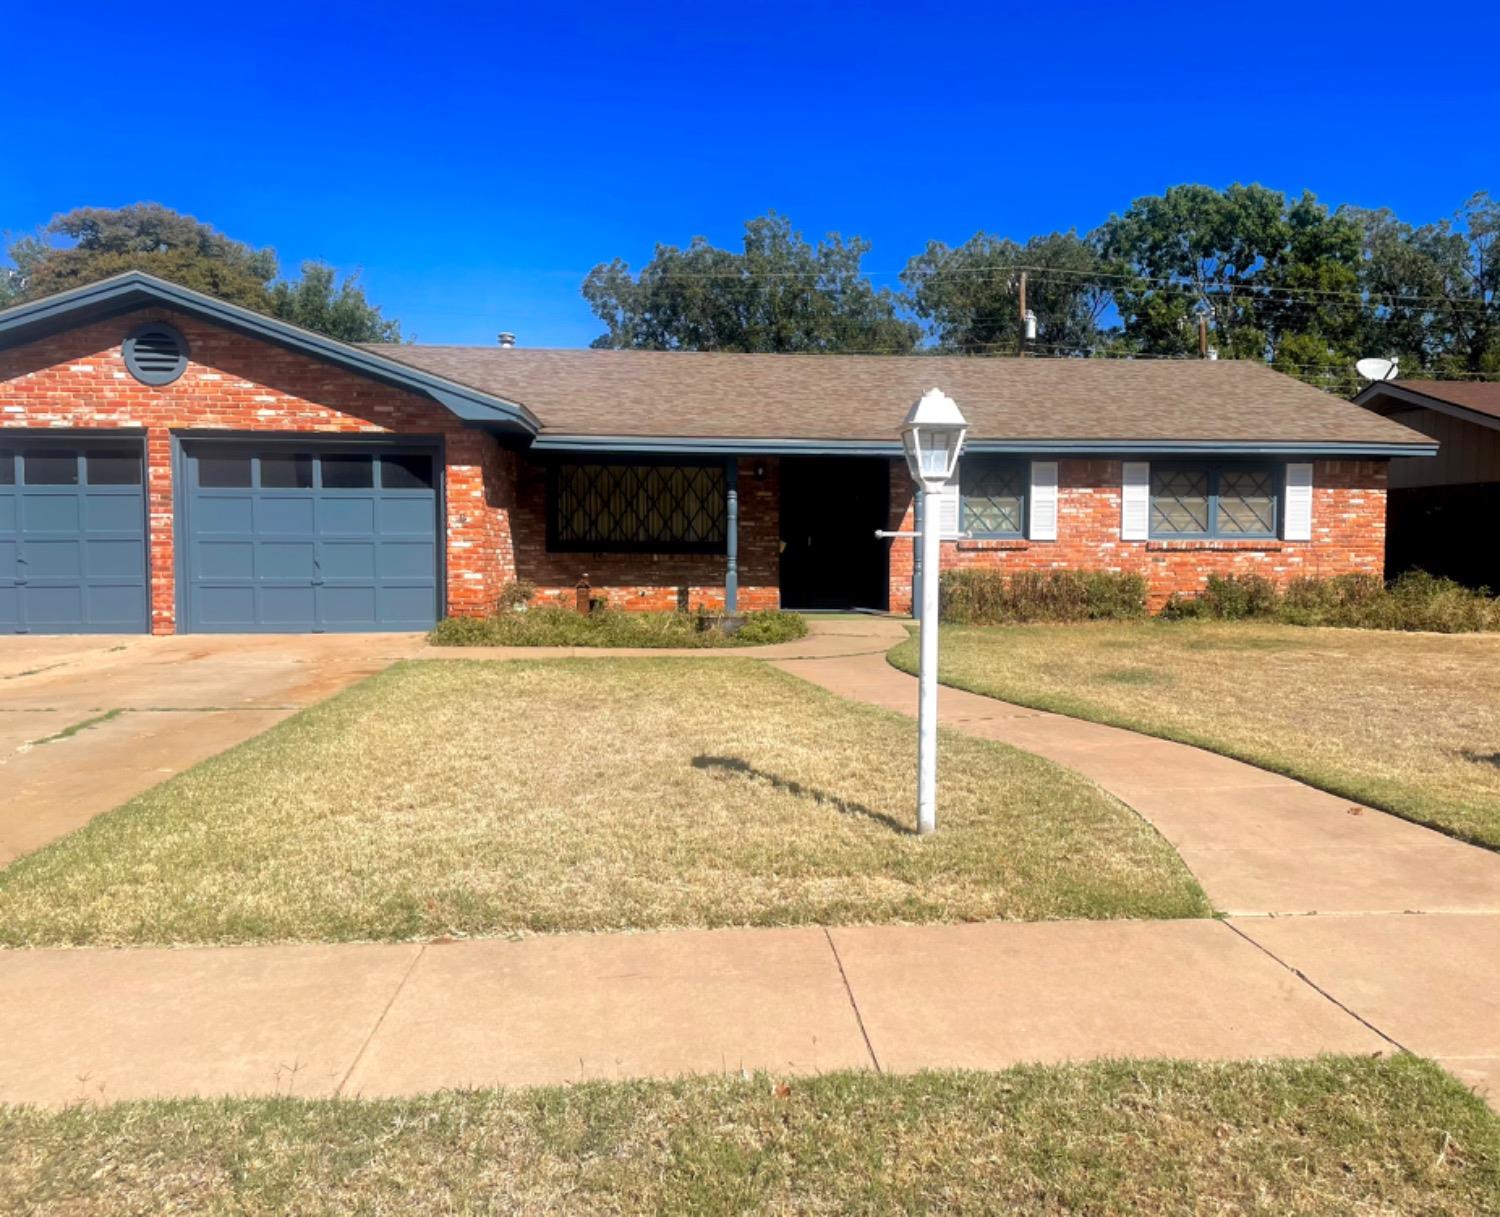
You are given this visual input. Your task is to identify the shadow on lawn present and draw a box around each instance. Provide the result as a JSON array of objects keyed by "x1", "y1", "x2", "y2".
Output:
[{"x1": 691, "y1": 755, "x2": 914, "y2": 835}]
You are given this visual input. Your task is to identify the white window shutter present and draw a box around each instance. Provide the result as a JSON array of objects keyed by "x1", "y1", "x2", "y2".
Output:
[
  {"x1": 1029, "y1": 461, "x2": 1058, "y2": 541},
  {"x1": 1121, "y1": 461, "x2": 1150, "y2": 540},
  {"x1": 1284, "y1": 462, "x2": 1314, "y2": 540},
  {"x1": 937, "y1": 482, "x2": 961, "y2": 538}
]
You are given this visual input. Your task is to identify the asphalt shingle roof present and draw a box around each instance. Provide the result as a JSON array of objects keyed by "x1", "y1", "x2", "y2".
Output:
[{"x1": 369, "y1": 346, "x2": 1431, "y2": 447}]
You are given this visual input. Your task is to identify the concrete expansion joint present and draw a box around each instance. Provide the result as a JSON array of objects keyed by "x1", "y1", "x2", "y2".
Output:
[
  {"x1": 1220, "y1": 921, "x2": 1409, "y2": 1055},
  {"x1": 823, "y1": 928, "x2": 881, "y2": 1074},
  {"x1": 336, "y1": 944, "x2": 427, "y2": 1097}
]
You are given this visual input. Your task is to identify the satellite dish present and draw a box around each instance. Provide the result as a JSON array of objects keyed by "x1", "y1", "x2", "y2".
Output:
[{"x1": 1355, "y1": 356, "x2": 1399, "y2": 382}]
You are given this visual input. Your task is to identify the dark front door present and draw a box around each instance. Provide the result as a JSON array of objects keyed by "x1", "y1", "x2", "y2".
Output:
[{"x1": 779, "y1": 457, "x2": 889, "y2": 611}]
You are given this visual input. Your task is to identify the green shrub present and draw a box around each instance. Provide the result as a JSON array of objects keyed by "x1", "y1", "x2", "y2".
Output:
[
  {"x1": 940, "y1": 570, "x2": 1148, "y2": 625},
  {"x1": 1164, "y1": 574, "x2": 1279, "y2": 621},
  {"x1": 429, "y1": 606, "x2": 808, "y2": 648},
  {"x1": 1166, "y1": 570, "x2": 1500, "y2": 633}
]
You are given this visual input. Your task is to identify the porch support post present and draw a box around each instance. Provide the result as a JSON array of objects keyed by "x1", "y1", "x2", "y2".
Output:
[
  {"x1": 725, "y1": 459, "x2": 739, "y2": 615},
  {"x1": 911, "y1": 487, "x2": 923, "y2": 620}
]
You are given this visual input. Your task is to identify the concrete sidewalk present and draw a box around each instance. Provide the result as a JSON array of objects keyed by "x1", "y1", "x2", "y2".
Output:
[
  {"x1": 0, "y1": 917, "x2": 1426, "y2": 1107},
  {"x1": 775, "y1": 642, "x2": 1500, "y2": 918}
]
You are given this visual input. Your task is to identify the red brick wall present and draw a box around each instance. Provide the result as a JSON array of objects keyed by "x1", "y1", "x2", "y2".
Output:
[
  {"x1": 887, "y1": 457, "x2": 1388, "y2": 612},
  {"x1": 0, "y1": 308, "x2": 517, "y2": 632},
  {"x1": 509, "y1": 455, "x2": 781, "y2": 611}
]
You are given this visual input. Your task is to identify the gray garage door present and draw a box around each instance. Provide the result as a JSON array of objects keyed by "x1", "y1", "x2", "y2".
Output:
[
  {"x1": 0, "y1": 440, "x2": 149, "y2": 634},
  {"x1": 183, "y1": 443, "x2": 440, "y2": 633}
]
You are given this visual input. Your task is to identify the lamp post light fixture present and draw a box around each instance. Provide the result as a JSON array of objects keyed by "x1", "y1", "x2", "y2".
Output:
[{"x1": 898, "y1": 388, "x2": 968, "y2": 836}]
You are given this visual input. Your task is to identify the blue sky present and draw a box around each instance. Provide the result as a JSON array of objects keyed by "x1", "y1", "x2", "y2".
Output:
[{"x1": 5, "y1": 0, "x2": 1496, "y2": 347}]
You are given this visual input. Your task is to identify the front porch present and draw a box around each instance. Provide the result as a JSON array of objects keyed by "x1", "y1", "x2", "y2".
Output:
[{"x1": 502, "y1": 450, "x2": 916, "y2": 615}]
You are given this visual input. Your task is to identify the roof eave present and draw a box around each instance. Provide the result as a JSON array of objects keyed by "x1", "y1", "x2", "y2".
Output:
[
  {"x1": 530, "y1": 434, "x2": 1437, "y2": 458},
  {"x1": 1352, "y1": 382, "x2": 1500, "y2": 433},
  {"x1": 0, "y1": 272, "x2": 541, "y2": 435}
]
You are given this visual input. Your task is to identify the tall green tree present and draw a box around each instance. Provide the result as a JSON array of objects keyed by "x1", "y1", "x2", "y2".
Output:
[
  {"x1": 1349, "y1": 192, "x2": 1498, "y2": 376},
  {"x1": 5, "y1": 204, "x2": 400, "y2": 343},
  {"x1": 269, "y1": 261, "x2": 401, "y2": 342},
  {"x1": 901, "y1": 230, "x2": 1109, "y2": 355},
  {"x1": 1099, "y1": 184, "x2": 1364, "y2": 386},
  {"x1": 582, "y1": 212, "x2": 918, "y2": 353}
]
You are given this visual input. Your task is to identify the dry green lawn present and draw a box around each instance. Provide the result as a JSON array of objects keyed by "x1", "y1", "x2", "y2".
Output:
[
  {"x1": 3, "y1": 1058, "x2": 1496, "y2": 1215},
  {"x1": 0, "y1": 659, "x2": 1206, "y2": 946},
  {"x1": 891, "y1": 621, "x2": 1500, "y2": 849}
]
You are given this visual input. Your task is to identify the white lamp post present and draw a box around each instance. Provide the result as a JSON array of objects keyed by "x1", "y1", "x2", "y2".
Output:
[{"x1": 900, "y1": 388, "x2": 968, "y2": 836}]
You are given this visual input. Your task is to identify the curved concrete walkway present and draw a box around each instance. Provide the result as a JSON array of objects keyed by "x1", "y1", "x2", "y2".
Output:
[{"x1": 0, "y1": 619, "x2": 1496, "y2": 1109}]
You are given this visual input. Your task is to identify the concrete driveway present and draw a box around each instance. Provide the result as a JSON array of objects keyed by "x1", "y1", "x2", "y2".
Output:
[{"x1": 0, "y1": 633, "x2": 422, "y2": 865}]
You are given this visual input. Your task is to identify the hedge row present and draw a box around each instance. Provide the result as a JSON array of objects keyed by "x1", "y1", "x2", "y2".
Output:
[
  {"x1": 939, "y1": 570, "x2": 1148, "y2": 624},
  {"x1": 1163, "y1": 571, "x2": 1500, "y2": 633}
]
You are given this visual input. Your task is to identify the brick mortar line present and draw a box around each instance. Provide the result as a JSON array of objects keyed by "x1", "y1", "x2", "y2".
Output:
[
  {"x1": 823, "y1": 928, "x2": 882, "y2": 1074},
  {"x1": 335, "y1": 944, "x2": 428, "y2": 1097},
  {"x1": 1221, "y1": 920, "x2": 1410, "y2": 1054}
]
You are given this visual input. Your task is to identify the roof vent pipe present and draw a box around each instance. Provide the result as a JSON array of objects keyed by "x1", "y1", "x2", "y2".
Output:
[{"x1": 498, "y1": 332, "x2": 516, "y2": 348}]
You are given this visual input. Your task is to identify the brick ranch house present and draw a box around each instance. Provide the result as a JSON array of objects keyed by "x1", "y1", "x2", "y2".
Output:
[{"x1": 0, "y1": 272, "x2": 1434, "y2": 634}]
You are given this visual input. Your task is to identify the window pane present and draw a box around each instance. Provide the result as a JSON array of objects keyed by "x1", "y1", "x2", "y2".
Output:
[
  {"x1": 197, "y1": 454, "x2": 252, "y2": 488},
  {"x1": 85, "y1": 449, "x2": 143, "y2": 485},
  {"x1": 1150, "y1": 468, "x2": 1209, "y2": 535},
  {"x1": 260, "y1": 455, "x2": 313, "y2": 489},
  {"x1": 321, "y1": 454, "x2": 374, "y2": 489},
  {"x1": 0, "y1": 451, "x2": 13, "y2": 486},
  {"x1": 381, "y1": 453, "x2": 434, "y2": 490},
  {"x1": 961, "y1": 460, "x2": 1025, "y2": 535},
  {"x1": 554, "y1": 463, "x2": 726, "y2": 551},
  {"x1": 23, "y1": 450, "x2": 79, "y2": 485},
  {"x1": 1216, "y1": 469, "x2": 1277, "y2": 535}
]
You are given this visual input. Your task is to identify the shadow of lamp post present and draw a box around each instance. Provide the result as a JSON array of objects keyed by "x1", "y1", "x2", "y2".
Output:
[{"x1": 877, "y1": 388, "x2": 968, "y2": 835}]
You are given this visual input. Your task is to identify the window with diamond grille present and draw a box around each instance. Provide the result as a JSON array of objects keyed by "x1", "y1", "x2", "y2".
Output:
[
  {"x1": 549, "y1": 461, "x2": 729, "y2": 553},
  {"x1": 960, "y1": 458, "x2": 1027, "y2": 537},
  {"x1": 1150, "y1": 464, "x2": 1278, "y2": 539}
]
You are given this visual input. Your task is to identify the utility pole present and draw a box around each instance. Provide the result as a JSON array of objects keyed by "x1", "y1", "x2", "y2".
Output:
[
  {"x1": 1017, "y1": 271, "x2": 1027, "y2": 357},
  {"x1": 1198, "y1": 314, "x2": 1209, "y2": 359}
]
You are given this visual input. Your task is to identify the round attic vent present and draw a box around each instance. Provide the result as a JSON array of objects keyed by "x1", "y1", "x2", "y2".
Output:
[{"x1": 123, "y1": 323, "x2": 189, "y2": 385}]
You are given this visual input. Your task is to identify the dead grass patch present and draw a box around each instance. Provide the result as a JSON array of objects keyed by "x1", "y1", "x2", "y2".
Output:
[
  {"x1": 891, "y1": 621, "x2": 1500, "y2": 849},
  {"x1": 1, "y1": 1057, "x2": 1495, "y2": 1215},
  {"x1": 0, "y1": 659, "x2": 1206, "y2": 946}
]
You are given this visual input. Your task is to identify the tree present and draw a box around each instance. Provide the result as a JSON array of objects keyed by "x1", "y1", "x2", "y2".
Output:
[
  {"x1": 901, "y1": 229, "x2": 1110, "y2": 355},
  {"x1": 5, "y1": 203, "x2": 401, "y2": 343},
  {"x1": 1349, "y1": 192, "x2": 1498, "y2": 376},
  {"x1": 1097, "y1": 184, "x2": 1369, "y2": 388},
  {"x1": 582, "y1": 212, "x2": 919, "y2": 353},
  {"x1": 269, "y1": 261, "x2": 401, "y2": 343}
]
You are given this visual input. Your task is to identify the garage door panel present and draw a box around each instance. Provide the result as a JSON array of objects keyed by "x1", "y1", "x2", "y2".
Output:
[
  {"x1": 84, "y1": 491, "x2": 145, "y2": 530},
  {"x1": 380, "y1": 497, "x2": 435, "y2": 533},
  {"x1": 24, "y1": 585, "x2": 87, "y2": 628},
  {"x1": 195, "y1": 586, "x2": 259, "y2": 628},
  {"x1": 84, "y1": 584, "x2": 148, "y2": 629},
  {"x1": 319, "y1": 586, "x2": 379, "y2": 626},
  {"x1": 321, "y1": 541, "x2": 376, "y2": 579},
  {"x1": 380, "y1": 540, "x2": 436, "y2": 579},
  {"x1": 319, "y1": 497, "x2": 376, "y2": 534},
  {"x1": 0, "y1": 586, "x2": 17, "y2": 629},
  {"x1": 0, "y1": 497, "x2": 16, "y2": 530},
  {"x1": 21, "y1": 493, "x2": 82, "y2": 532},
  {"x1": 195, "y1": 496, "x2": 256, "y2": 533},
  {"x1": 259, "y1": 541, "x2": 317, "y2": 580},
  {"x1": 258, "y1": 586, "x2": 319, "y2": 626},
  {"x1": 86, "y1": 539, "x2": 144, "y2": 579},
  {"x1": 25, "y1": 539, "x2": 84, "y2": 578},
  {"x1": 184, "y1": 444, "x2": 438, "y2": 634},
  {"x1": 257, "y1": 496, "x2": 315, "y2": 533}
]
